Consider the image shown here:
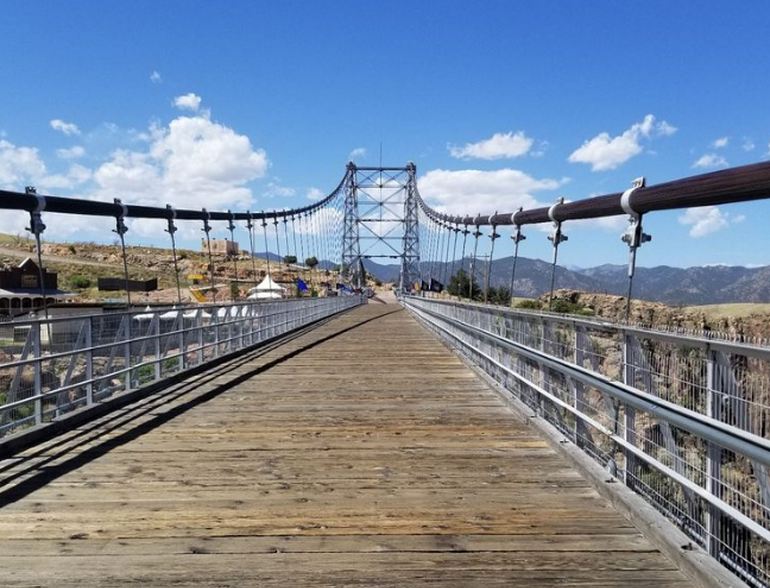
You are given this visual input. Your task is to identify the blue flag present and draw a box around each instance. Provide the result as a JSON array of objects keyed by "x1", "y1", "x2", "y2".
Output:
[{"x1": 297, "y1": 278, "x2": 309, "y2": 292}]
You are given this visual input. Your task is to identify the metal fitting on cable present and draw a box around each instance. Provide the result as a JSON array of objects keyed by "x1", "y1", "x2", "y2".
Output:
[
  {"x1": 511, "y1": 207, "x2": 526, "y2": 244},
  {"x1": 620, "y1": 177, "x2": 652, "y2": 254},
  {"x1": 25, "y1": 186, "x2": 46, "y2": 237},
  {"x1": 245, "y1": 211, "x2": 254, "y2": 231},
  {"x1": 489, "y1": 211, "x2": 500, "y2": 241},
  {"x1": 547, "y1": 197, "x2": 567, "y2": 247},
  {"x1": 165, "y1": 204, "x2": 177, "y2": 235},
  {"x1": 201, "y1": 208, "x2": 212, "y2": 235},
  {"x1": 227, "y1": 209, "x2": 236, "y2": 234},
  {"x1": 113, "y1": 198, "x2": 128, "y2": 236}
]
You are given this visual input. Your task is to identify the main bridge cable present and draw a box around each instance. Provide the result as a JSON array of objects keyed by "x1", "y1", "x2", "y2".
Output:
[
  {"x1": 4, "y1": 160, "x2": 770, "y2": 236},
  {"x1": 407, "y1": 160, "x2": 770, "y2": 229}
]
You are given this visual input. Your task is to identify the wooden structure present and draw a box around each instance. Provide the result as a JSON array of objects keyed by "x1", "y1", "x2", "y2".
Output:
[{"x1": 0, "y1": 305, "x2": 689, "y2": 586}]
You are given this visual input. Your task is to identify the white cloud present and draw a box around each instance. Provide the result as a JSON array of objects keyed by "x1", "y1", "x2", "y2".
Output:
[
  {"x1": 50, "y1": 119, "x2": 81, "y2": 136},
  {"x1": 0, "y1": 139, "x2": 47, "y2": 187},
  {"x1": 263, "y1": 182, "x2": 296, "y2": 198},
  {"x1": 712, "y1": 136, "x2": 729, "y2": 148},
  {"x1": 692, "y1": 153, "x2": 728, "y2": 169},
  {"x1": 678, "y1": 206, "x2": 743, "y2": 238},
  {"x1": 173, "y1": 93, "x2": 202, "y2": 112},
  {"x1": 38, "y1": 164, "x2": 92, "y2": 190},
  {"x1": 742, "y1": 138, "x2": 755, "y2": 152},
  {"x1": 92, "y1": 112, "x2": 268, "y2": 218},
  {"x1": 150, "y1": 70, "x2": 162, "y2": 83},
  {"x1": 349, "y1": 147, "x2": 367, "y2": 160},
  {"x1": 449, "y1": 131, "x2": 534, "y2": 160},
  {"x1": 306, "y1": 187, "x2": 324, "y2": 201},
  {"x1": 417, "y1": 168, "x2": 563, "y2": 217},
  {"x1": 56, "y1": 145, "x2": 86, "y2": 159},
  {"x1": 568, "y1": 114, "x2": 676, "y2": 171}
]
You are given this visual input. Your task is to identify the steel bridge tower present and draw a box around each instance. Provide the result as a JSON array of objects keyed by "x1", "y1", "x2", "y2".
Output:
[{"x1": 340, "y1": 162, "x2": 420, "y2": 291}]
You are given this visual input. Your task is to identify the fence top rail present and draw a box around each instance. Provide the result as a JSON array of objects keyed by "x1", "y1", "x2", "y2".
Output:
[
  {"x1": 0, "y1": 296, "x2": 354, "y2": 329},
  {"x1": 402, "y1": 295, "x2": 770, "y2": 360}
]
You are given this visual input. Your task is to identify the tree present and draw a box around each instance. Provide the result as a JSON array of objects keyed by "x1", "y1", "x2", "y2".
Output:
[
  {"x1": 305, "y1": 256, "x2": 319, "y2": 269},
  {"x1": 487, "y1": 286, "x2": 512, "y2": 306},
  {"x1": 447, "y1": 269, "x2": 481, "y2": 300},
  {"x1": 283, "y1": 255, "x2": 297, "y2": 265}
]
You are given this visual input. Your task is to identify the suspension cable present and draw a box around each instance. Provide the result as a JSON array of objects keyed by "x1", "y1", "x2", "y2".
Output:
[
  {"x1": 24, "y1": 187, "x2": 50, "y2": 322},
  {"x1": 113, "y1": 198, "x2": 132, "y2": 308},
  {"x1": 165, "y1": 204, "x2": 183, "y2": 305},
  {"x1": 201, "y1": 208, "x2": 215, "y2": 303},
  {"x1": 261, "y1": 213, "x2": 272, "y2": 279}
]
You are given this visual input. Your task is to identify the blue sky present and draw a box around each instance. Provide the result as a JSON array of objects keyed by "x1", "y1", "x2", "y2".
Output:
[{"x1": 1, "y1": 1, "x2": 769, "y2": 268}]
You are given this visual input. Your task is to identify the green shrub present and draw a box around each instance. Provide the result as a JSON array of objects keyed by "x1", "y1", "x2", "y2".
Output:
[
  {"x1": 516, "y1": 299, "x2": 542, "y2": 310},
  {"x1": 70, "y1": 275, "x2": 92, "y2": 289}
]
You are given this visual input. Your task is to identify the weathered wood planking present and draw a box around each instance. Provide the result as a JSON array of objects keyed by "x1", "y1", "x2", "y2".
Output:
[{"x1": 0, "y1": 304, "x2": 690, "y2": 586}]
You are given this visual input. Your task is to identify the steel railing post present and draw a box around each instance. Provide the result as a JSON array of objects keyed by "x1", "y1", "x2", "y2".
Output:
[
  {"x1": 33, "y1": 320, "x2": 42, "y2": 426},
  {"x1": 622, "y1": 333, "x2": 637, "y2": 488},
  {"x1": 85, "y1": 316, "x2": 94, "y2": 406},
  {"x1": 706, "y1": 349, "x2": 723, "y2": 558}
]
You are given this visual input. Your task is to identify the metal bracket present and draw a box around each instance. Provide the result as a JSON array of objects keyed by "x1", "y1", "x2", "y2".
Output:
[
  {"x1": 621, "y1": 177, "x2": 651, "y2": 251},
  {"x1": 165, "y1": 204, "x2": 177, "y2": 235},
  {"x1": 24, "y1": 187, "x2": 46, "y2": 236},
  {"x1": 547, "y1": 198, "x2": 567, "y2": 247},
  {"x1": 511, "y1": 207, "x2": 526, "y2": 244},
  {"x1": 113, "y1": 198, "x2": 128, "y2": 236},
  {"x1": 201, "y1": 208, "x2": 212, "y2": 235},
  {"x1": 226, "y1": 210, "x2": 236, "y2": 234}
]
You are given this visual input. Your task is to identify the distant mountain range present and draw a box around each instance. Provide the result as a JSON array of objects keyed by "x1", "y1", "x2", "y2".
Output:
[
  {"x1": 361, "y1": 256, "x2": 770, "y2": 306},
  {"x1": 254, "y1": 250, "x2": 770, "y2": 305}
]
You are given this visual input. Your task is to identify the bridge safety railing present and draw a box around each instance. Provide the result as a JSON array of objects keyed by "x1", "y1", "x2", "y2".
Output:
[
  {"x1": 0, "y1": 295, "x2": 364, "y2": 443},
  {"x1": 402, "y1": 294, "x2": 770, "y2": 587}
]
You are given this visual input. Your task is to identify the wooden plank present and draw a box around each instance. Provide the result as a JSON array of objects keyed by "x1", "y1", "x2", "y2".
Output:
[{"x1": 0, "y1": 304, "x2": 690, "y2": 586}]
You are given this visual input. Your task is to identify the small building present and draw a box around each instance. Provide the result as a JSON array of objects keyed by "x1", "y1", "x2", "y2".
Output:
[
  {"x1": 202, "y1": 238, "x2": 239, "y2": 257},
  {"x1": 0, "y1": 258, "x2": 70, "y2": 317}
]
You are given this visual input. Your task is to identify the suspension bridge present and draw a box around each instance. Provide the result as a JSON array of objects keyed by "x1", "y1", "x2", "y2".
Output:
[{"x1": 0, "y1": 161, "x2": 769, "y2": 586}]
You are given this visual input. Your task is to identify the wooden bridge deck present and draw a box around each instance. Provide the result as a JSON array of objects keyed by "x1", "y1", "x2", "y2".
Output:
[{"x1": 0, "y1": 304, "x2": 690, "y2": 586}]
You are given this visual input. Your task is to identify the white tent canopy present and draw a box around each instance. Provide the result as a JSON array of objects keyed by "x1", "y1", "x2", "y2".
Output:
[{"x1": 247, "y1": 275, "x2": 286, "y2": 300}]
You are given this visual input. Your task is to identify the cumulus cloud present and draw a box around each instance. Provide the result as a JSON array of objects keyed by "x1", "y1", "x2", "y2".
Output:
[
  {"x1": 0, "y1": 139, "x2": 47, "y2": 187},
  {"x1": 173, "y1": 93, "x2": 202, "y2": 112},
  {"x1": 692, "y1": 153, "x2": 728, "y2": 169},
  {"x1": 306, "y1": 187, "x2": 324, "y2": 201},
  {"x1": 263, "y1": 182, "x2": 296, "y2": 198},
  {"x1": 349, "y1": 147, "x2": 367, "y2": 160},
  {"x1": 678, "y1": 206, "x2": 743, "y2": 238},
  {"x1": 417, "y1": 168, "x2": 563, "y2": 216},
  {"x1": 742, "y1": 138, "x2": 755, "y2": 152},
  {"x1": 150, "y1": 70, "x2": 162, "y2": 83},
  {"x1": 568, "y1": 114, "x2": 676, "y2": 171},
  {"x1": 92, "y1": 112, "x2": 268, "y2": 218},
  {"x1": 712, "y1": 136, "x2": 729, "y2": 148},
  {"x1": 56, "y1": 145, "x2": 86, "y2": 159},
  {"x1": 38, "y1": 164, "x2": 92, "y2": 190},
  {"x1": 50, "y1": 119, "x2": 81, "y2": 136},
  {"x1": 449, "y1": 131, "x2": 534, "y2": 160}
]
